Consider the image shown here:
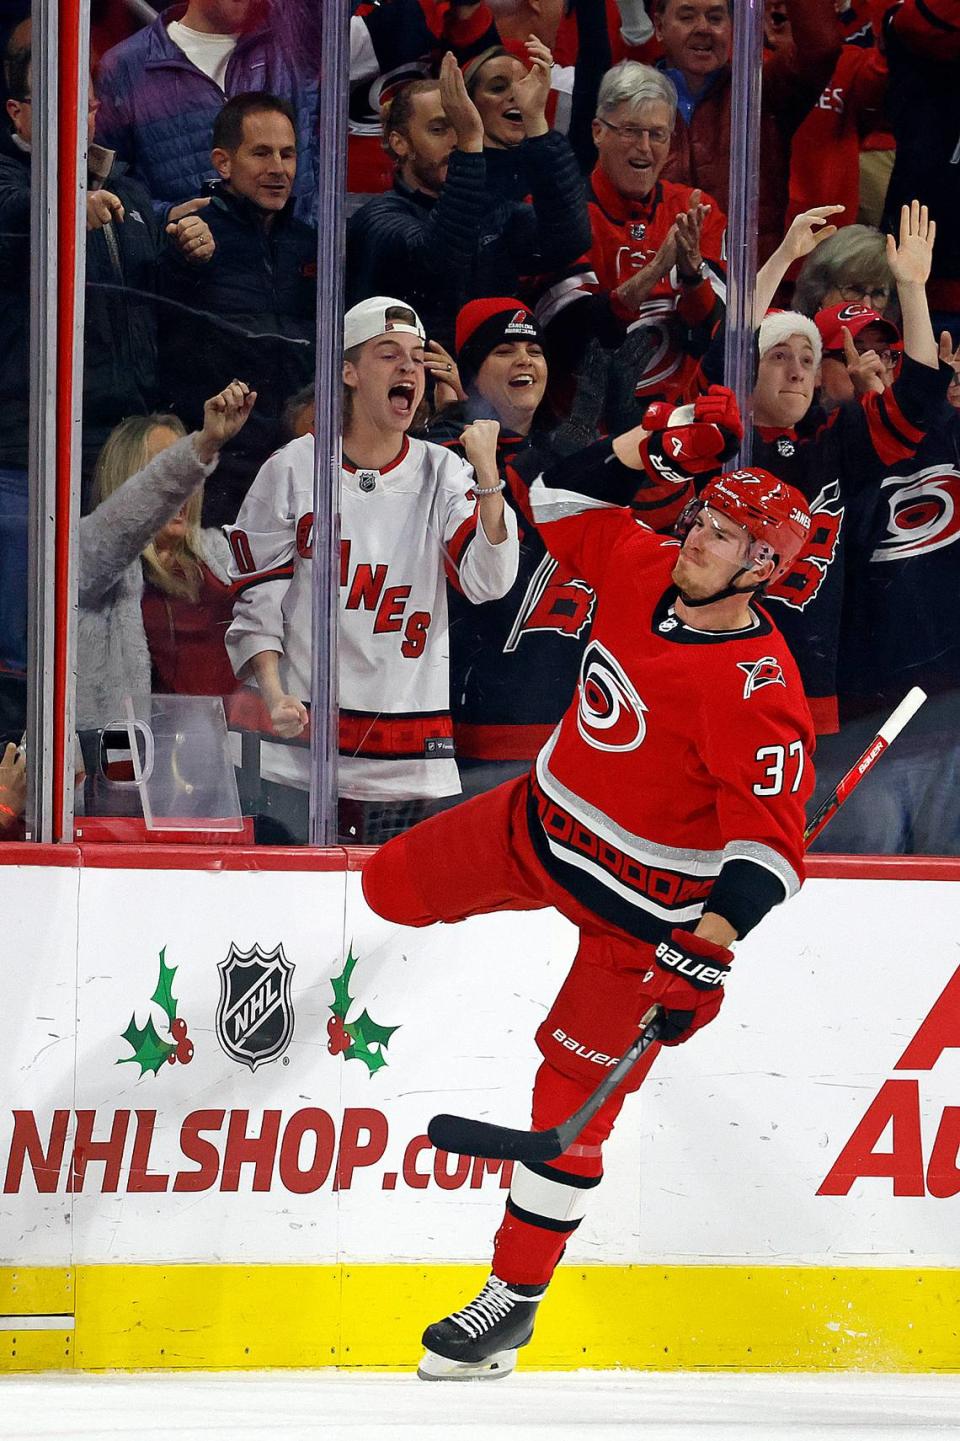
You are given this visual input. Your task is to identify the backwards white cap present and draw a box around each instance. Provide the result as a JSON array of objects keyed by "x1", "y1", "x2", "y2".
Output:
[
  {"x1": 343, "y1": 296, "x2": 426, "y2": 351},
  {"x1": 757, "y1": 310, "x2": 823, "y2": 369}
]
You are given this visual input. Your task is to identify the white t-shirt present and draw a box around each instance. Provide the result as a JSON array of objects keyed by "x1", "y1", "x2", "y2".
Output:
[{"x1": 167, "y1": 20, "x2": 237, "y2": 88}]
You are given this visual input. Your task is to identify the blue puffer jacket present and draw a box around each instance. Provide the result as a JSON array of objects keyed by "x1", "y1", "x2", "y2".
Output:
[{"x1": 94, "y1": 3, "x2": 319, "y2": 222}]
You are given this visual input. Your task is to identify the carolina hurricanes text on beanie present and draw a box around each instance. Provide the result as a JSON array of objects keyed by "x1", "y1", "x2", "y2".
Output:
[{"x1": 455, "y1": 298, "x2": 544, "y2": 390}]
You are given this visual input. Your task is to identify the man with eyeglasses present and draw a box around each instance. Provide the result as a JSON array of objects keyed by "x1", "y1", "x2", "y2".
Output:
[
  {"x1": 538, "y1": 60, "x2": 726, "y2": 412},
  {"x1": 813, "y1": 301, "x2": 903, "y2": 411},
  {"x1": 653, "y1": 0, "x2": 841, "y2": 263}
]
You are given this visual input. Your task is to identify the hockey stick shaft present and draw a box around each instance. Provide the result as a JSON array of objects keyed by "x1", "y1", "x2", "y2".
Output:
[
  {"x1": 803, "y1": 686, "x2": 926, "y2": 846},
  {"x1": 429, "y1": 1007, "x2": 660, "y2": 1163},
  {"x1": 429, "y1": 686, "x2": 928, "y2": 1163}
]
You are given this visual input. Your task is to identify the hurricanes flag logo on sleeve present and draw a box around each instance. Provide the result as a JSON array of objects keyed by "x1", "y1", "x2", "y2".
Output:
[
  {"x1": 737, "y1": 656, "x2": 786, "y2": 699},
  {"x1": 577, "y1": 640, "x2": 648, "y2": 751}
]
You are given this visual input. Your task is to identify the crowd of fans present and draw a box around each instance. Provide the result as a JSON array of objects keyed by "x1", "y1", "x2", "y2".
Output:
[{"x1": 0, "y1": 0, "x2": 957, "y2": 852}]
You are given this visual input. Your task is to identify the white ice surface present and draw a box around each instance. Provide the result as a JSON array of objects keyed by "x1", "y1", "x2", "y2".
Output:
[{"x1": 1, "y1": 1372, "x2": 959, "y2": 1441}]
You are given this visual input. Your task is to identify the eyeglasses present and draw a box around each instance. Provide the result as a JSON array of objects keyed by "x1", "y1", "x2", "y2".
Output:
[
  {"x1": 596, "y1": 117, "x2": 672, "y2": 146},
  {"x1": 15, "y1": 97, "x2": 99, "y2": 112},
  {"x1": 838, "y1": 284, "x2": 891, "y2": 306},
  {"x1": 825, "y1": 345, "x2": 899, "y2": 367}
]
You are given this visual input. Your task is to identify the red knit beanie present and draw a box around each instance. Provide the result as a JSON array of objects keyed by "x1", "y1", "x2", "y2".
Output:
[{"x1": 455, "y1": 298, "x2": 543, "y2": 389}]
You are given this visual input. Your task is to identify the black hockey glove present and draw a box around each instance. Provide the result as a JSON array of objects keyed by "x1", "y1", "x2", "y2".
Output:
[{"x1": 546, "y1": 339, "x2": 611, "y2": 459}]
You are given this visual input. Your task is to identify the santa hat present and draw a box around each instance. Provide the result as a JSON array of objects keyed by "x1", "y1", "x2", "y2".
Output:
[
  {"x1": 757, "y1": 310, "x2": 823, "y2": 369},
  {"x1": 455, "y1": 298, "x2": 544, "y2": 389}
]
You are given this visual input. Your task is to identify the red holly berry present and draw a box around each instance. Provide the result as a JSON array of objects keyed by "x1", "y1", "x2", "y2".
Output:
[
  {"x1": 171, "y1": 1017, "x2": 188, "y2": 1041},
  {"x1": 166, "y1": 1051, "x2": 177, "y2": 1065},
  {"x1": 177, "y1": 1037, "x2": 194, "y2": 1065},
  {"x1": 327, "y1": 1015, "x2": 350, "y2": 1056}
]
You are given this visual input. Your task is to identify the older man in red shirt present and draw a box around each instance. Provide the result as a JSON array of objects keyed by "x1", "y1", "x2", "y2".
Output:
[{"x1": 538, "y1": 61, "x2": 726, "y2": 410}]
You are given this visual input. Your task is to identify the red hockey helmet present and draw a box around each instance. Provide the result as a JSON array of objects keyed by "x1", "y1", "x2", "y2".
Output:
[{"x1": 676, "y1": 467, "x2": 812, "y2": 584}]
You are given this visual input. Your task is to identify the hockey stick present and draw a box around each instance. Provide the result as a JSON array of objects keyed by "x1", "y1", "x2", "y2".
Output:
[
  {"x1": 427, "y1": 686, "x2": 928, "y2": 1164},
  {"x1": 802, "y1": 685, "x2": 927, "y2": 845}
]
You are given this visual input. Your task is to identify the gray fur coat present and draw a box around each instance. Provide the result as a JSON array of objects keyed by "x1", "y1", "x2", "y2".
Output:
[{"x1": 77, "y1": 435, "x2": 230, "y2": 730}]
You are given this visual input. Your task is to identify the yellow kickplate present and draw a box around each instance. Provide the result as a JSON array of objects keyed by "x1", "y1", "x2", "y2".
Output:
[
  {"x1": 0, "y1": 1330, "x2": 73, "y2": 1371},
  {"x1": 0, "y1": 1264, "x2": 956, "y2": 1373},
  {"x1": 0, "y1": 1268, "x2": 74, "y2": 1316}
]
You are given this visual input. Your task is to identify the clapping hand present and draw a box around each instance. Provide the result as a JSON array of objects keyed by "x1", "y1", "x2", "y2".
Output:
[
  {"x1": 438, "y1": 51, "x2": 484, "y2": 148},
  {"x1": 675, "y1": 189, "x2": 711, "y2": 280},
  {"x1": 513, "y1": 36, "x2": 553, "y2": 134}
]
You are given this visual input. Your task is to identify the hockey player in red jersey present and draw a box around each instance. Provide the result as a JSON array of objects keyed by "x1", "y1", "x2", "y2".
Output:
[
  {"x1": 224, "y1": 297, "x2": 519, "y2": 842},
  {"x1": 362, "y1": 387, "x2": 816, "y2": 1378}
]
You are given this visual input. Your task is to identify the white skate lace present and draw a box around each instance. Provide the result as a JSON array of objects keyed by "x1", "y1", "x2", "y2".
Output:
[{"x1": 449, "y1": 1278, "x2": 525, "y2": 1340}]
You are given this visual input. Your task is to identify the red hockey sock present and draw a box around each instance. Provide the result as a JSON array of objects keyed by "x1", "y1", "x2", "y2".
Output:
[
  {"x1": 491, "y1": 1060, "x2": 628, "y2": 1288},
  {"x1": 492, "y1": 1200, "x2": 575, "y2": 1287}
]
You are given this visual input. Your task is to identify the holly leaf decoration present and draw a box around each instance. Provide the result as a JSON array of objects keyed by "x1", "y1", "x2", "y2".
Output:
[
  {"x1": 329, "y1": 946, "x2": 359, "y2": 1019},
  {"x1": 329, "y1": 945, "x2": 399, "y2": 1074},
  {"x1": 118, "y1": 1013, "x2": 176, "y2": 1077},
  {"x1": 150, "y1": 946, "x2": 178, "y2": 1026},
  {"x1": 344, "y1": 1039, "x2": 390, "y2": 1076},
  {"x1": 349, "y1": 1009, "x2": 400, "y2": 1050}
]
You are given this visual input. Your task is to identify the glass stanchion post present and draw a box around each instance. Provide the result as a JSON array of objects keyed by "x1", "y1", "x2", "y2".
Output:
[
  {"x1": 308, "y1": 1, "x2": 350, "y2": 847},
  {"x1": 722, "y1": 0, "x2": 765, "y2": 468}
]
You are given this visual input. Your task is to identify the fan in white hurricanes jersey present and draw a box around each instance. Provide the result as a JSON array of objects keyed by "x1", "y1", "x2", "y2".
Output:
[{"x1": 224, "y1": 296, "x2": 520, "y2": 842}]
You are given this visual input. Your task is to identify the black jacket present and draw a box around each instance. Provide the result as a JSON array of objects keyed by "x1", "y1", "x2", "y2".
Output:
[
  {"x1": 157, "y1": 181, "x2": 316, "y2": 522},
  {"x1": 0, "y1": 128, "x2": 160, "y2": 478},
  {"x1": 346, "y1": 131, "x2": 591, "y2": 349}
]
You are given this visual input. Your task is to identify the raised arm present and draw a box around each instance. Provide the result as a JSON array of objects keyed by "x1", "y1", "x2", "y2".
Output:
[
  {"x1": 79, "y1": 382, "x2": 255, "y2": 606},
  {"x1": 753, "y1": 205, "x2": 845, "y2": 324},
  {"x1": 886, "y1": 200, "x2": 938, "y2": 369}
]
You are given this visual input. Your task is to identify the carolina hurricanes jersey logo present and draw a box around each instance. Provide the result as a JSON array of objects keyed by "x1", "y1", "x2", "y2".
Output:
[
  {"x1": 737, "y1": 656, "x2": 786, "y2": 699},
  {"x1": 835, "y1": 303, "x2": 874, "y2": 324},
  {"x1": 577, "y1": 641, "x2": 648, "y2": 751},
  {"x1": 870, "y1": 465, "x2": 960, "y2": 561}
]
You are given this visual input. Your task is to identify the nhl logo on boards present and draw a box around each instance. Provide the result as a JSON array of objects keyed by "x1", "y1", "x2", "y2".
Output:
[
  {"x1": 358, "y1": 471, "x2": 377, "y2": 492},
  {"x1": 737, "y1": 656, "x2": 786, "y2": 698},
  {"x1": 216, "y1": 942, "x2": 295, "y2": 1071}
]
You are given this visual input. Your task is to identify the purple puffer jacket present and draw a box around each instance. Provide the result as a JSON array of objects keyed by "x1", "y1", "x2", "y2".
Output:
[{"x1": 95, "y1": 3, "x2": 319, "y2": 223}]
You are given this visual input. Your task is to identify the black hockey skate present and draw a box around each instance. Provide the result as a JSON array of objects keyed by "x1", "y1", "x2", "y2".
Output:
[{"x1": 417, "y1": 1274, "x2": 546, "y2": 1381}]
